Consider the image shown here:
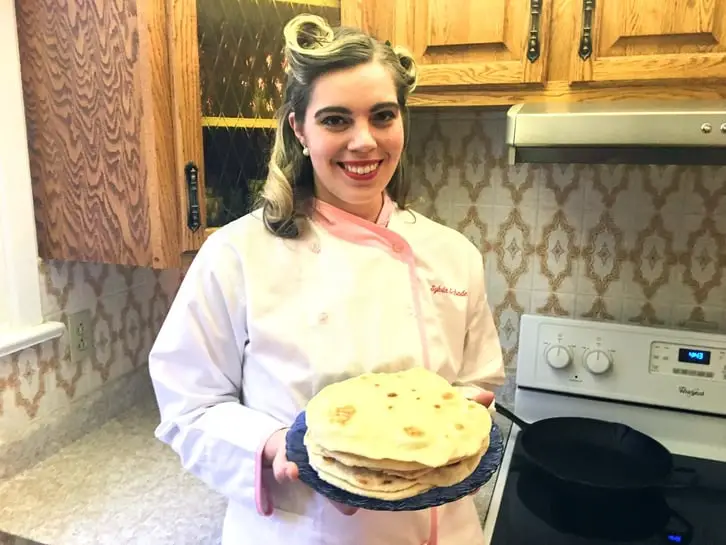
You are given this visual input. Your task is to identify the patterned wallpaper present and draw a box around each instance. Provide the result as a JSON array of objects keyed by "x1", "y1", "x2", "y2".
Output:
[
  {"x1": 0, "y1": 262, "x2": 181, "y2": 438},
  {"x1": 405, "y1": 109, "x2": 726, "y2": 405}
]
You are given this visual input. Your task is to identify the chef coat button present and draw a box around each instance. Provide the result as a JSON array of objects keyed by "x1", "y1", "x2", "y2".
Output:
[
  {"x1": 318, "y1": 312, "x2": 328, "y2": 323},
  {"x1": 311, "y1": 242, "x2": 321, "y2": 253}
]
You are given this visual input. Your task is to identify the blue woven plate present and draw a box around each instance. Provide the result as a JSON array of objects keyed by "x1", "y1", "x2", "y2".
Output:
[{"x1": 286, "y1": 410, "x2": 504, "y2": 511}]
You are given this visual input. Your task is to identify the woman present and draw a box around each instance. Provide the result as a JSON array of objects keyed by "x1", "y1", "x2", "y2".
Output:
[{"x1": 148, "y1": 13, "x2": 505, "y2": 545}]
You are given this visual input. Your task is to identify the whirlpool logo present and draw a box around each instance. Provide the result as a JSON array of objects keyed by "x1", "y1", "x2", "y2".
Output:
[{"x1": 678, "y1": 386, "x2": 705, "y2": 398}]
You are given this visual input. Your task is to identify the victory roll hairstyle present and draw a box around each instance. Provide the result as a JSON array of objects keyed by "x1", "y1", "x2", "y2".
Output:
[{"x1": 260, "y1": 14, "x2": 418, "y2": 238}]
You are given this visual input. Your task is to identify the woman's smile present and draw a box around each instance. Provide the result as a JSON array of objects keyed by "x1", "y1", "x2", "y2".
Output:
[{"x1": 337, "y1": 160, "x2": 384, "y2": 182}]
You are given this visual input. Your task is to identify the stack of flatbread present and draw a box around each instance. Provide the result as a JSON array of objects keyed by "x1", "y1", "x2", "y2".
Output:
[{"x1": 303, "y1": 367, "x2": 493, "y2": 501}]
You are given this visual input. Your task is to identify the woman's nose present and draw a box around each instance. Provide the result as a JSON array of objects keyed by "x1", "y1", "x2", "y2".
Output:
[{"x1": 347, "y1": 123, "x2": 376, "y2": 152}]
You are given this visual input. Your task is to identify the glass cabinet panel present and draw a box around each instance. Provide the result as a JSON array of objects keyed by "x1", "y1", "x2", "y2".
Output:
[{"x1": 196, "y1": 0, "x2": 341, "y2": 228}]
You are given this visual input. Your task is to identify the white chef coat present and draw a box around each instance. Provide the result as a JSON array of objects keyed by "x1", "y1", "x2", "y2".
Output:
[{"x1": 148, "y1": 194, "x2": 505, "y2": 545}]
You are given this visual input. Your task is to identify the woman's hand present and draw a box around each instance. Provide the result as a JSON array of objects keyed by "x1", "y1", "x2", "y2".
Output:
[
  {"x1": 263, "y1": 429, "x2": 299, "y2": 482},
  {"x1": 470, "y1": 389, "x2": 495, "y2": 408},
  {"x1": 262, "y1": 429, "x2": 359, "y2": 516}
]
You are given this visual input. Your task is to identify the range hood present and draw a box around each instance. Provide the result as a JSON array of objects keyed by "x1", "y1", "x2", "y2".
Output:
[{"x1": 506, "y1": 100, "x2": 726, "y2": 166}]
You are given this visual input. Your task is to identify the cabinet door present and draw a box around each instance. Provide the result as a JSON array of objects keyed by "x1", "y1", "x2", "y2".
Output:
[
  {"x1": 170, "y1": 0, "x2": 340, "y2": 245},
  {"x1": 17, "y1": 0, "x2": 182, "y2": 268},
  {"x1": 341, "y1": 0, "x2": 414, "y2": 50},
  {"x1": 570, "y1": 0, "x2": 726, "y2": 83},
  {"x1": 410, "y1": 0, "x2": 552, "y2": 87}
]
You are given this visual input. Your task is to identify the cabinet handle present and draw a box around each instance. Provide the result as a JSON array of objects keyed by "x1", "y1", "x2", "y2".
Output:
[
  {"x1": 578, "y1": 0, "x2": 595, "y2": 60},
  {"x1": 185, "y1": 161, "x2": 201, "y2": 232},
  {"x1": 526, "y1": 0, "x2": 542, "y2": 63}
]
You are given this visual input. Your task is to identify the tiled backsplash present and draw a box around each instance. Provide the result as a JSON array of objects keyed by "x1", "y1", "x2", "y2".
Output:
[
  {"x1": 0, "y1": 262, "x2": 181, "y2": 445},
  {"x1": 406, "y1": 109, "x2": 726, "y2": 404}
]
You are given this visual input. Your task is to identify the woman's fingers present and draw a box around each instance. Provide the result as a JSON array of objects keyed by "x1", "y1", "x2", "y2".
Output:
[
  {"x1": 287, "y1": 461, "x2": 300, "y2": 480},
  {"x1": 273, "y1": 455, "x2": 356, "y2": 515},
  {"x1": 272, "y1": 452, "x2": 299, "y2": 483},
  {"x1": 471, "y1": 389, "x2": 495, "y2": 408},
  {"x1": 328, "y1": 499, "x2": 358, "y2": 516}
]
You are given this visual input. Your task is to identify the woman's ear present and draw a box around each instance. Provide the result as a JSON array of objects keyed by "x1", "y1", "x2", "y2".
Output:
[{"x1": 288, "y1": 112, "x2": 305, "y2": 147}]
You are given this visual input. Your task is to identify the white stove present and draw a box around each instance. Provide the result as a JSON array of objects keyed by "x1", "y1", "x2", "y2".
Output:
[{"x1": 482, "y1": 314, "x2": 726, "y2": 545}]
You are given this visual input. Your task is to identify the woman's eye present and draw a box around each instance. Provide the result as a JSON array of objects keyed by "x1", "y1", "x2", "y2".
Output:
[
  {"x1": 373, "y1": 110, "x2": 397, "y2": 124},
  {"x1": 321, "y1": 115, "x2": 349, "y2": 128}
]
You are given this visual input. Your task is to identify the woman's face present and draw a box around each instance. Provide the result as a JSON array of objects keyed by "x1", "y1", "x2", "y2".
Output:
[{"x1": 290, "y1": 61, "x2": 404, "y2": 222}]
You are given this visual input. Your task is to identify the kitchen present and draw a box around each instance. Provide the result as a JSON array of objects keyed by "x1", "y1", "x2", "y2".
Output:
[{"x1": 1, "y1": 0, "x2": 725, "y2": 543}]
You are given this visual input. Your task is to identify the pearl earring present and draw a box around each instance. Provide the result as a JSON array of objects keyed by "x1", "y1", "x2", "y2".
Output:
[{"x1": 302, "y1": 146, "x2": 310, "y2": 157}]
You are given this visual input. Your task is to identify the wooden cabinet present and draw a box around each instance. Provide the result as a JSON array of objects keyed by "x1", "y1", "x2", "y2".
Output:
[
  {"x1": 342, "y1": 0, "x2": 726, "y2": 107},
  {"x1": 343, "y1": 0, "x2": 552, "y2": 87},
  {"x1": 16, "y1": 0, "x2": 185, "y2": 269},
  {"x1": 16, "y1": 0, "x2": 339, "y2": 269},
  {"x1": 407, "y1": 0, "x2": 551, "y2": 87},
  {"x1": 570, "y1": 0, "x2": 726, "y2": 84}
]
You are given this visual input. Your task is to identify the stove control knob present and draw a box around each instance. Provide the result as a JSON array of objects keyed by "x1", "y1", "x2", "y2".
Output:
[
  {"x1": 584, "y1": 349, "x2": 612, "y2": 375},
  {"x1": 544, "y1": 344, "x2": 573, "y2": 369}
]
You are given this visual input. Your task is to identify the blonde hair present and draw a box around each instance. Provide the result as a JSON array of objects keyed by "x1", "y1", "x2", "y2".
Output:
[{"x1": 260, "y1": 14, "x2": 418, "y2": 238}]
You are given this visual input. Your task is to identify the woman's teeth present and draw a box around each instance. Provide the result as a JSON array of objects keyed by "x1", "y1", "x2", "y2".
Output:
[{"x1": 343, "y1": 162, "x2": 379, "y2": 174}]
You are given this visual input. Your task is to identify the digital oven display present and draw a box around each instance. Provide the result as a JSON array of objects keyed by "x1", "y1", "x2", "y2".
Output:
[{"x1": 677, "y1": 348, "x2": 711, "y2": 365}]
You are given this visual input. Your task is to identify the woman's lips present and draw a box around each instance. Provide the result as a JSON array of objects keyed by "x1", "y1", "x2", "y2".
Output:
[{"x1": 338, "y1": 160, "x2": 384, "y2": 182}]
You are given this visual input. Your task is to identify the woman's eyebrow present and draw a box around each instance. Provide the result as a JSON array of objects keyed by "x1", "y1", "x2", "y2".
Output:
[
  {"x1": 314, "y1": 106, "x2": 351, "y2": 119},
  {"x1": 314, "y1": 102, "x2": 400, "y2": 119},
  {"x1": 370, "y1": 102, "x2": 400, "y2": 112}
]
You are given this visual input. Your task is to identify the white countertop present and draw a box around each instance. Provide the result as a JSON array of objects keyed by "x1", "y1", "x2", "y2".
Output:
[{"x1": 0, "y1": 396, "x2": 511, "y2": 544}]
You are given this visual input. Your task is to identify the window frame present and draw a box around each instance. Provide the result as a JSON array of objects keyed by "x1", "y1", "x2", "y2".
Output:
[{"x1": 0, "y1": 0, "x2": 64, "y2": 358}]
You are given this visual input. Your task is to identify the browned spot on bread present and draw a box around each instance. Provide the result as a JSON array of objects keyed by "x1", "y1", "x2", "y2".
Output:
[
  {"x1": 416, "y1": 397, "x2": 421, "y2": 400},
  {"x1": 356, "y1": 477, "x2": 370, "y2": 485},
  {"x1": 375, "y1": 383, "x2": 380, "y2": 387},
  {"x1": 387, "y1": 392, "x2": 398, "y2": 398},
  {"x1": 323, "y1": 456, "x2": 335, "y2": 464},
  {"x1": 434, "y1": 404, "x2": 441, "y2": 409},
  {"x1": 404, "y1": 426, "x2": 425, "y2": 437},
  {"x1": 383, "y1": 479, "x2": 393, "y2": 485},
  {"x1": 455, "y1": 423, "x2": 464, "y2": 430},
  {"x1": 388, "y1": 405, "x2": 393, "y2": 409},
  {"x1": 331, "y1": 405, "x2": 356, "y2": 425},
  {"x1": 468, "y1": 403, "x2": 476, "y2": 409},
  {"x1": 442, "y1": 392, "x2": 454, "y2": 400}
]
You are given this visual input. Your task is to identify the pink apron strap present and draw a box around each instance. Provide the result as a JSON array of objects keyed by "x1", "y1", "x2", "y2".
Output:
[
  {"x1": 255, "y1": 440, "x2": 273, "y2": 516},
  {"x1": 422, "y1": 506, "x2": 439, "y2": 545}
]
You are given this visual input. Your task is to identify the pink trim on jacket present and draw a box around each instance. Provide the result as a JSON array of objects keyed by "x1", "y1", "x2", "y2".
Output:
[{"x1": 255, "y1": 439, "x2": 273, "y2": 516}]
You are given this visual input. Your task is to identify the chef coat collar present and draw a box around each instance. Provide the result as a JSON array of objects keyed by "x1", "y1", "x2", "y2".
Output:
[
  {"x1": 311, "y1": 192, "x2": 412, "y2": 260},
  {"x1": 313, "y1": 192, "x2": 395, "y2": 229}
]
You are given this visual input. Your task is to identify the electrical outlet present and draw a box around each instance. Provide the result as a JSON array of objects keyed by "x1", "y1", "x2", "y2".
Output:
[{"x1": 68, "y1": 309, "x2": 94, "y2": 363}]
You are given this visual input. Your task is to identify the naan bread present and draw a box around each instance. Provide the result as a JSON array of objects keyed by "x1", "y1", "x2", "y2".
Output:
[
  {"x1": 306, "y1": 434, "x2": 443, "y2": 473},
  {"x1": 306, "y1": 433, "x2": 489, "y2": 487},
  {"x1": 306, "y1": 434, "x2": 489, "y2": 474},
  {"x1": 307, "y1": 450, "x2": 435, "y2": 500},
  {"x1": 415, "y1": 445, "x2": 484, "y2": 486},
  {"x1": 305, "y1": 367, "x2": 492, "y2": 468}
]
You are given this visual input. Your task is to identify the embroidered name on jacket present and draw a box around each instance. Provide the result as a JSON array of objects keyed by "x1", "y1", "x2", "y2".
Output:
[{"x1": 431, "y1": 284, "x2": 468, "y2": 297}]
